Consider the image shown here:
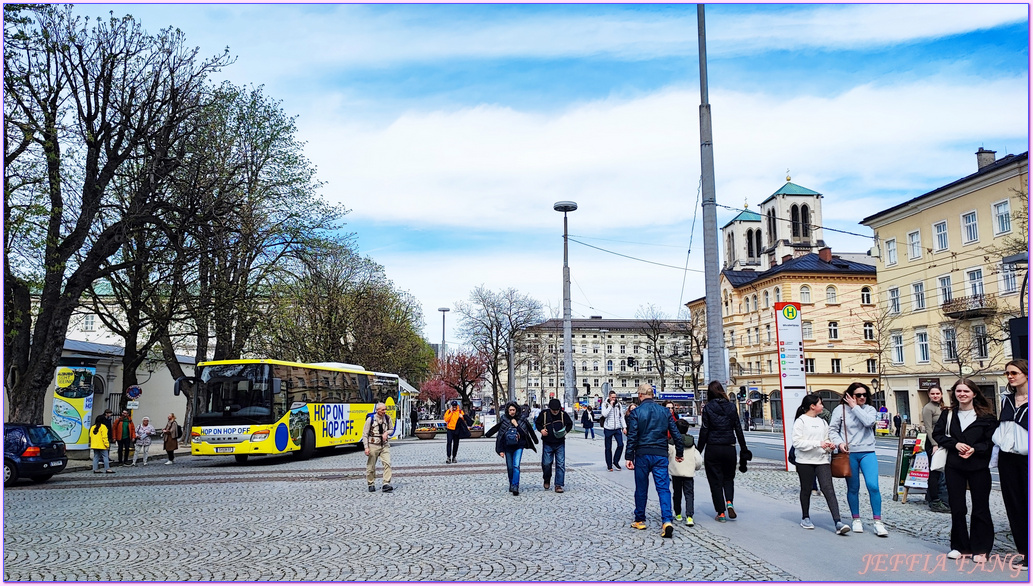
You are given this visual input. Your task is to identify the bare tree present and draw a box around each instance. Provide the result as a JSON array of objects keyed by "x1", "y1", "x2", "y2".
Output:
[{"x1": 636, "y1": 303, "x2": 673, "y2": 392}]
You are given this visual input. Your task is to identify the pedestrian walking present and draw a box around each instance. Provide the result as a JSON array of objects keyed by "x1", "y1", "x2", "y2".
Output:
[
  {"x1": 112, "y1": 410, "x2": 134, "y2": 466},
  {"x1": 161, "y1": 413, "x2": 180, "y2": 465},
  {"x1": 669, "y1": 418, "x2": 702, "y2": 526},
  {"x1": 792, "y1": 395, "x2": 850, "y2": 535},
  {"x1": 601, "y1": 390, "x2": 626, "y2": 471},
  {"x1": 829, "y1": 382, "x2": 887, "y2": 537},
  {"x1": 495, "y1": 402, "x2": 537, "y2": 496},
  {"x1": 933, "y1": 379, "x2": 998, "y2": 563},
  {"x1": 626, "y1": 383, "x2": 682, "y2": 538},
  {"x1": 535, "y1": 398, "x2": 573, "y2": 493},
  {"x1": 997, "y1": 359, "x2": 1029, "y2": 570},
  {"x1": 363, "y1": 402, "x2": 394, "y2": 493},
  {"x1": 893, "y1": 414, "x2": 902, "y2": 437},
  {"x1": 130, "y1": 416, "x2": 155, "y2": 466},
  {"x1": 443, "y1": 401, "x2": 471, "y2": 463},
  {"x1": 89, "y1": 415, "x2": 115, "y2": 474},
  {"x1": 409, "y1": 405, "x2": 419, "y2": 437},
  {"x1": 921, "y1": 385, "x2": 951, "y2": 513},
  {"x1": 697, "y1": 381, "x2": 749, "y2": 523},
  {"x1": 581, "y1": 408, "x2": 595, "y2": 440}
]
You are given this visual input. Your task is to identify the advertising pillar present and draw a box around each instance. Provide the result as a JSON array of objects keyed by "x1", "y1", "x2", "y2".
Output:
[
  {"x1": 50, "y1": 366, "x2": 97, "y2": 450},
  {"x1": 774, "y1": 303, "x2": 807, "y2": 470}
]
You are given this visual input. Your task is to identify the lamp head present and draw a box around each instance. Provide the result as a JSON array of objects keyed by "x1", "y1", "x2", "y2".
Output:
[{"x1": 553, "y1": 201, "x2": 578, "y2": 213}]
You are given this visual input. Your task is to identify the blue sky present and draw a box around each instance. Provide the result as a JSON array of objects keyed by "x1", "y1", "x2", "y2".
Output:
[{"x1": 74, "y1": 3, "x2": 1030, "y2": 347}]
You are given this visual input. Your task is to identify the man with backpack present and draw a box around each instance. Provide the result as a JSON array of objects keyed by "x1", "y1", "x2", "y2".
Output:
[
  {"x1": 362, "y1": 402, "x2": 394, "y2": 493},
  {"x1": 535, "y1": 398, "x2": 574, "y2": 493}
]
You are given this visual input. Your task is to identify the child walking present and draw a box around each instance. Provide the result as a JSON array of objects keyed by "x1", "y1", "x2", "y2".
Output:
[{"x1": 669, "y1": 419, "x2": 703, "y2": 526}]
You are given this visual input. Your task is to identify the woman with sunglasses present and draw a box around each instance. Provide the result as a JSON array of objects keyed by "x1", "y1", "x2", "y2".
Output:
[
  {"x1": 828, "y1": 382, "x2": 887, "y2": 537},
  {"x1": 933, "y1": 378, "x2": 998, "y2": 563},
  {"x1": 998, "y1": 360, "x2": 1028, "y2": 570}
]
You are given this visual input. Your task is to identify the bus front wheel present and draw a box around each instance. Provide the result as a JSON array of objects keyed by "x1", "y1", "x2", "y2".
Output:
[
  {"x1": 234, "y1": 454, "x2": 249, "y2": 464},
  {"x1": 298, "y1": 428, "x2": 316, "y2": 460}
]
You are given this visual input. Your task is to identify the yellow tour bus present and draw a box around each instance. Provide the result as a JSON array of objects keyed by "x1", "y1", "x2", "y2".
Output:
[{"x1": 176, "y1": 359, "x2": 400, "y2": 464}]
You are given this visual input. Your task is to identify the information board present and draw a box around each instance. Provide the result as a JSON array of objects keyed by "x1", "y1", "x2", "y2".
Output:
[{"x1": 774, "y1": 302, "x2": 807, "y2": 470}]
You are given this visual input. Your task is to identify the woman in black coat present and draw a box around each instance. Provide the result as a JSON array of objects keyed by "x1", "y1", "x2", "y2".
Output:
[
  {"x1": 581, "y1": 408, "x2": 595, "y2": 440},
  {"x1": 494, "y1": 402, "x2": 538, "y2": 496},
  {"x1": 932, "y1": 378, "x2": 999, "y2": 563},
  {"x1": 697, "y1": 381, "x2": 749, "y2": 522}
]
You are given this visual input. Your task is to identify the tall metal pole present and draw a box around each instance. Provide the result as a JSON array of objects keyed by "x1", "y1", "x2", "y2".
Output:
[
  {"x1": 697, "y1": 5, "x2": 727, "y2": 386},
  {"x1": 507, "y1": 331, "x2": 516, "y2": 403},
  {"x1": 438, "y1": 307, "x2": 449, "y2": 414},
  {"x1": 554, "y1": 201, "x2": 578, "y2": 410}
]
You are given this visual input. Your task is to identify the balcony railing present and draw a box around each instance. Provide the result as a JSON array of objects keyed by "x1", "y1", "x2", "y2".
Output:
[{"x1": 941, "y1": 293, "x2": 997, "y2": 319}]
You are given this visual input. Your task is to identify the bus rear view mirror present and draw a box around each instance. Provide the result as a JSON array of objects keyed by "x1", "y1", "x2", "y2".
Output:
[
  {"x1": 174, "y1": 376, "x2": 196, "y2": 396},
  {"x1": 272, "y1": 378, "x2": 282, "y2": 395}
]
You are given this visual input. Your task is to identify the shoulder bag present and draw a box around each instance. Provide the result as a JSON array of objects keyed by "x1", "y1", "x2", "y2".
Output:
[
  {"x1": 548, "y1": 411, "x2": 568, "y2": 440},
  {"x1": 830, "y1": 407, "x2": 852, "y2": 478},
  {"x1": 930, "y1": 410, "x2": 952, "y2": 472},
  {"x1": 992, "y1": 395, "x2": 1029, "y2": 456}
]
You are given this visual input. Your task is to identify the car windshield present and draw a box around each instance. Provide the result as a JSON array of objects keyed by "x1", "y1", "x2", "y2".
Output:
[
  {"x1": 26, "y1": 426, "x2": 62, "y2": 445},
  {"x1": 196, "y1": 364, "x2": 274, "y2": 423}
]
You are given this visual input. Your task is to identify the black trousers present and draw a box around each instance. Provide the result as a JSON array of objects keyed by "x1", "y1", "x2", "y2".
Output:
[
  {"x1": 672, "y1": 475, "x2": 695, "y2": 517},
  {"x1": 116, "y1": 438, "x2": 132, "y2": 463},
  {"x1": 796, "y1": 463, "x2": 842, "y2": 522},
  {"x1": 703, "y1": 444, "x2": 737, "y2": 514},
  {"x1": 998, "y1": 451, "x2": 1028, "y2": 559},
  {"x1": 446, "y1": 429, "x2": 460, "y2": 459},
  {"x1": 604, "y1": 428, "x2": 624, "y2": 469},
  {"x1": 944, "y1": 464, "x2": 994, "y2": 555},
  {"x1": 924, "y1": 443, "x2": 949, "y2": 503}
]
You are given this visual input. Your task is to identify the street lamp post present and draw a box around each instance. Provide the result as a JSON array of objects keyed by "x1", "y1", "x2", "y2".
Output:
[
  {"x1": 554, "y1": 200, "x2": 578, "y2": 410},
  {"x1": 599, "y1": 328, "x2": 609, "y2": 408},
  {"x1": 438, "y1": 307, "x2": 450, "y2": 415}
]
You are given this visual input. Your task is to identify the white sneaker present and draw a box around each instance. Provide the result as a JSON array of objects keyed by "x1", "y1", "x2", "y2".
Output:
[
  {"x1": 873, "y1": 521, "x2": 888, "y2": 537},
  {"x1": 165, "y1": 460, "x2": 174, "y2": 465},
  {"x1": 852, "y1": 519, "x2": 864, "y2": 533},
  {"x1": 947, "y1": 550, "x2": 961, "y2": 560}
]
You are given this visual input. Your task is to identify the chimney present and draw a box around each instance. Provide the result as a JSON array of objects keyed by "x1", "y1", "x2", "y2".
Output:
[
  {"x1": 782, "y1": 254, "x2": 792, "y2": 264},
  {"x1": 976, "y1": 147, "x2": 997, "y2": 170},
  {"x1": 818, "y1": 247, "x2": 832, "y2": 262}
]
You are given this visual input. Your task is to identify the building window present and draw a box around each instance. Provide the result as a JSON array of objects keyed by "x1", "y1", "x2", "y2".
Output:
[
  {"x1": 752, "y1": 295, "x2": 758, "y2": 312},
  {"x1": 912, "y1": 282, "x2": 926, "y2": 310},
  {"x1": 828, "y1": 322, "x2": 839, "y2": 340},
  {"x1": 885, "y1": 239, "x2": 897, "y2": 265},
  {"x1": 645, "y1": 360, "x2": 653, "y2": 373},
  {"x1": 746, "y1": 329, "x2": 752, "y2": 345},
  {"x1": 826, "y1": 286, "x2": 838, "y2": 304},
  {"x1": 863, "y1": 322, "x2": 875, "y2": 340},
  {"x1": 1002, "y1": 264, "x2": 1018, "y2": 294},
  {"x1": 967, "y1": 268, "x2": 984, "y2": 296},
  {"x1": 934, "y1": 221, "x2": 948, "y2": 251},
  {"x1": 860, "y1": 286, "x2": 872, "y2": 305},
  {"x1": 802, "y1": 321, "x2": 813, "y2": 339},
  {"x1": 744, "y1": 297, "x2": 751, "y2": 312},
  {"x1": 593, "y1": 361, "x2": 599, "y2": 372},
  {"x1": 993, "y1": 200, "x2": 1012, "y2": 235},
  {"x1": 619, "y1": 360, "x2": 626, "y2": 372},
  {"x1": 606, "y1": 360, "x2": 613, "y2": 372},
  {"x1": 581, "y1": 344, "x2": 587, "y2": 354},
  {"x1": 888, "y1": 288, "x2": 900, "y2": 314},
  {"x1": 767, "y1": 359, "x2": 773, "y2": 373},
  {"x1": 774, "y1": 287, "x2": 781, "y2": 303},
  {"x1": 804, "y1": 358, "x2": 815, "y2": 373},
  {"x1": 866, "y1": 358, "x2": 877, "y2": 374},
  {"x1": 800, "y1": 285, "x2": 811, "y2": 303},
  {"x1": 620, "y1": 345, "x2": 626, "y2": 354},
  {"x1": 939, "y1": 276, "x2": 953, "y2": 304},
  {"x1": 962, "y1": 211, "x2": 978, "y2": 243},
  {"x1": 891, "y1": 333, "x2": 904, "y2": 364},
  {"x1": 593, "y1": 345, "x2": 599, "y2": 354},
  {"x1": 581, "y1": 361, "x2": 588, "y2": 372},
  {"x1": 831, "y1": 359, "x2": 842, "y2": 373},
  {"x1": 942, "y1": 327, "x2": 958, "y2": 362},
  {"x1": 766, "y1": 325, "x2": 772, "y2": 343},
  {"x1": 973, "y1": 324, "x2": 989, "y2": 359},
  {"x1": 83, "y1": 314, "x2": 96, "y2": 332},
  {"x1": 916, "y1": 331, "x2": 930, "y2": 363},
  {"x1": 763, "y1": 291, "x2": 770, "y2": 308},
  {"x1": 907, "y1": 231, "x2": 922, "y2": 260}
]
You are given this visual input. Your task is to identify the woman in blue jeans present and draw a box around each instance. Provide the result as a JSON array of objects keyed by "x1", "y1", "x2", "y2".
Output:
[
  {"x1": 495, "y1": 402, "x2": 537, "y2": 496},
  {"x1": 828, "y1": 382, "x2": 887, "y2": 537}
]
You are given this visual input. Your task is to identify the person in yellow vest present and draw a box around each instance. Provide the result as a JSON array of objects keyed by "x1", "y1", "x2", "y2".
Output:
[{"x1": 89, "y1": 415, "x2": 115, "y2": 474}]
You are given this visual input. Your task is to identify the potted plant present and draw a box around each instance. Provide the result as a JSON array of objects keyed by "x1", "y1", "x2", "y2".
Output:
[
  {"x1": 468, "y1": 420, "x2": 484, "y2": 439},
  {"x1": 415, "y1": 426, "x2": 438, "y2": 440}
]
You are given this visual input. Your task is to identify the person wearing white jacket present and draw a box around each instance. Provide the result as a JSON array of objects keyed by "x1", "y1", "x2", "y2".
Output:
[
  {"x1": 792, "y1": 395, "x2": 850, "y2": 534},
  {"x1": 828, "y1": 382, "x2": 887, "y2": 537}
]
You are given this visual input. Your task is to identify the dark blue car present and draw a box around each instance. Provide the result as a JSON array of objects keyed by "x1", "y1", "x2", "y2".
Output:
[{"x1": 4, "y1": 423, "x2": 68, "y2": 486}]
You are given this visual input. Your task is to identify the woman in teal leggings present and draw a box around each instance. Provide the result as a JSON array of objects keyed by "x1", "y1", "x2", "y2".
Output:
[{"x1": 829, "y1": 382, "x2": 887, "y2": 537}]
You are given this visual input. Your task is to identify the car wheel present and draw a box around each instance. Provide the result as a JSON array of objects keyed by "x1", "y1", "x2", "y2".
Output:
[
  {"x1": 234, "y1": 454, "x2": 249, "y2": 464},
  {"x1": 29, "y1": 474, "x2": 53, "y2": 483},
  {"x1": 298, "y1": 428, "x2": 316, "y2": 460},
  {"x1": 4, "y1": 459, "x2": 18, "y2": 486}
]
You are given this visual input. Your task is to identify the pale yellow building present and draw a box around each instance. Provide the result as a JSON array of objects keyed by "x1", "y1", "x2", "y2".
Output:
[{"x1": 860, "y1": 148, "x2": 1029, "y2": 422}]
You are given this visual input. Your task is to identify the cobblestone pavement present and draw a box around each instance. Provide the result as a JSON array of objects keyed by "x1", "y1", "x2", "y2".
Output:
[{"x1": 3, "y1": 435, "x2": 1026, "y2": 582}]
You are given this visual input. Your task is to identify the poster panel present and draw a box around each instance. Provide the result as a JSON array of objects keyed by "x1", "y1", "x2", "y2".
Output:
[
  {"x1": 51, "y1": 366, "x2": 97, "y2": 450},
  {"x1": 774, "y1": 302, "x2": 807, "y2": 470}
]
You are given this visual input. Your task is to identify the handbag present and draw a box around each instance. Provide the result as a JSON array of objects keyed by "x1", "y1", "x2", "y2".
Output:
[
  {"x1": 930, "y1": 411, "x2": 952, "y2": 472},
  {"x1": 830, "y1": 407, "x2": 852, "y2": 478},
  {"x1": 992, "y1": 395, "x2": 1029, "y2": 455}
]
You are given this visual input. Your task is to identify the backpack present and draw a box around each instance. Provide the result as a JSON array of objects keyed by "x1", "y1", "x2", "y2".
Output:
[
  {"x1": 503, "y1": 425, "x2": 522, "y2": 448},
  {"x1": 547, "y1": 411, "x2": 568, "y2": 440},
  {"x1": 176, "y1": 423, "x2": 183, "y2": 440}
]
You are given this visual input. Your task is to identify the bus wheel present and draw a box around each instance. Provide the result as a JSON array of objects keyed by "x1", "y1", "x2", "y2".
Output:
[
  {"x1": 299, "y1": 428, "x2": 316, "y2": 460},
  {"x1": 234, "y1": 454, "x2": 249, "y2": 464}
]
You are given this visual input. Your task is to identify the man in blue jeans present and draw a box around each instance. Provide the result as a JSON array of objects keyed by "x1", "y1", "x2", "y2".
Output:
[
  {"x1": 626, "y1": 383, "x2": 683, "y2": 538},
  {"x1": 601, "y1": 390, "x2": 627, "y2": 471},
  {"x1": 535, "y1": 398, "x2": 574, "y2": 493}
]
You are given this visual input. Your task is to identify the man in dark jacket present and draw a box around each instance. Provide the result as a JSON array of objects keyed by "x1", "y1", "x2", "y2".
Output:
[
  {"x1": 535, "y1": 399, "x2": 573, "y2": 493},
  {"x1": 626, "y1": 384, "x2": 683, "y2": 538}
]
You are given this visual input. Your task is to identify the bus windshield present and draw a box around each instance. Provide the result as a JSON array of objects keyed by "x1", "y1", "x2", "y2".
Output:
[{"x1": 195, "y1": 363, "x2": 274, "y2": 425}]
